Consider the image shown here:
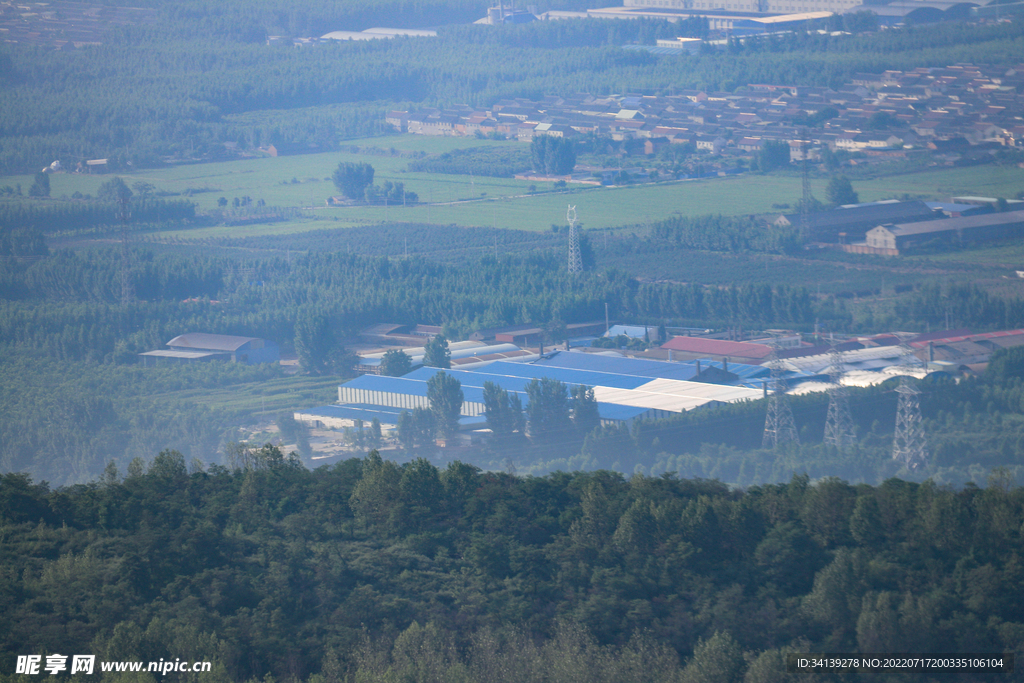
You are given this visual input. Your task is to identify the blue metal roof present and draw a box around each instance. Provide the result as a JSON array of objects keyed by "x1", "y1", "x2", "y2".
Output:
[
  {"x1": 534, "y1": 351, "x2": 702, "y2": 381},
  {"x1": 344, "y1": 374, "x2": 430, "y2": 397},
  {"x1": 348, "y1": 371, "x2": 529, "y2": 408},
  {"x1": 526, "y1": 350, "x2": 826, "y2": 391},
  {"x1": 466, "y1": 359, "x2": 652, "y2": 390},
  {"x1": 404, "y1": 366, "x2": 536, "y2": 395},
  {"x1": 351, "y1": 367, "x2": 649, "y2": 422},
  {"x1": 925, "y1": 201, "x2": 985, "y2": 214}
]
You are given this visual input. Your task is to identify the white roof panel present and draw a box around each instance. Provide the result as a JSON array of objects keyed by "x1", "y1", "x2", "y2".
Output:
[
  {"x1": 635, "y1": 377, "x2": 763, "y2": 403},
  {"x1": 591, "y1": 386, "x2": 709, "y2": 412}
]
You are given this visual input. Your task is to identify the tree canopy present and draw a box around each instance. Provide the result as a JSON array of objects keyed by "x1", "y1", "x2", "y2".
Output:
[
  {"x1": 483, "y1": 380, "x2": 525, "y2": 449},
  {"x1": 758, "y1": 139, "x2": 791, "y2": 172},
  {"x1": 825, "y1": 175, "x2": 859, "y2": 207},
  {"x1": 530, "y1": 136, "x2": 577, "y2": 175},
  {"x1": 332, "y1": 161, "x2": 375, "y2": 200},
  {"x1": 380, "y1": 348, "x2": 413, "y2": 377},
  {"x1": 2, "y1": 458, "x2": 1024, "y2": 682},
  {"x1": 427, "y1": 371, "x2": 464, "y2": 441},
  {"x1": 423, "y1": 334, "x2": 451, "y2": 369}
]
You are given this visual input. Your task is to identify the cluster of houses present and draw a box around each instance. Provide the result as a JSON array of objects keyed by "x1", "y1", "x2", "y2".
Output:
[{"x1": 386, "y1": 62, "x2": 1024, "y2": 164}]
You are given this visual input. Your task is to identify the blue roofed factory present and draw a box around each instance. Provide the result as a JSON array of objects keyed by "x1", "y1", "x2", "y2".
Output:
[{"x1": 295, "y1": 350, "x2": 786, "y2": 433}]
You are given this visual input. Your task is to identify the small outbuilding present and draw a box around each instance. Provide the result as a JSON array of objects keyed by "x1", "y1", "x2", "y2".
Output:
[{"x1": 140, "y1": 333, "x2": 279, "y2": 366}]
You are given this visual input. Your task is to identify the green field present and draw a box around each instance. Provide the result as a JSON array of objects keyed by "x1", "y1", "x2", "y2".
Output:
[
  {"x1": 146, "y1": 373, "x2": 340, "y2": 417},
  {"x1": 9, "y1": 137, "x2": 1024, "y2": 240}
]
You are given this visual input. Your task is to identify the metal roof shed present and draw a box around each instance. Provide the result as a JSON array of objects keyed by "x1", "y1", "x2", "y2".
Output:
[
  {"x1": 635, "y1": 378, "x2": 763, "y2": 404},
  {"x1": 536, "y1": 351, "x2": 701, "y2": 381},
  {"x1": 469, "y1": 360, "x2": 653, "y2": 390},
  {"x1": 590, "y1": 386, "x2": 708, "y2": 416}
]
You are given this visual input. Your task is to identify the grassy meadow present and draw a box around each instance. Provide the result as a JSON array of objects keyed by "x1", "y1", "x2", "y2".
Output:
[{"x1": 6, "y1": 135, "x2": 1024, "y2": 241}]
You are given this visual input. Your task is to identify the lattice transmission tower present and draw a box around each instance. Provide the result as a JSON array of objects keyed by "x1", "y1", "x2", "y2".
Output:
[
  {"x1": 567, "y1": 205, "x2": 582, "y2": 275},
  {"x1": 823, "y1": 344, "x2": 856, "y2": 449},
  {"x1": 892, "y1": 336, "x2": 928, "y2": 469},
  {"x1": 763, "y1": 337, "x2": 799, "y2": 448}
]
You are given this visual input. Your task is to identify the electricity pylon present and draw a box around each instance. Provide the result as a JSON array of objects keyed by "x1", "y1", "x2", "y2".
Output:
[
  {"x1": 893, "y1": 336, "x2": 928, "y2": 469},
  {"x1": 823, "y1": 344, "x2": 856, "y2": 449},
  {"x1": 763, "y1": 337, "x2": 799, "y2": 449},
  {"x1": 567, "y1": 205, "x2": 582, "y2": 275}
]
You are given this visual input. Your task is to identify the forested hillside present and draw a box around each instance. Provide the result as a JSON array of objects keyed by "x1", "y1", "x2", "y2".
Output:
[{"x1": 1, "y1": 455, "x2": 1022, "y2": 682}]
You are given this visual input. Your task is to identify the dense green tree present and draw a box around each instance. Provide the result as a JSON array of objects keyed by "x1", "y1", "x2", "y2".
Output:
[
  {"x1": 525, "y1": 377, "x2": 572, "y2": 446},
  {"x1": 758, "y1": 140, "x2": 790, "y2": 172},
  {"x1": 349, "y1": 450, "x2": 401, "y2": 529},
  {"x1": 332, "y1": 161, "x2": 375, "y2": 200},
  {"x1": 98, "y1": 177, "x2": 133, "y2": 204},
  {"x1": 27, "y1": 171, "x2": 50, "y2": 198},
  {"x1": 843, "y1": 10, "x2": 880, "y2": 31},
  {"x1": 570, "y1": 385, "x2": 601, "y2": 437},
  {"x1": 825, "y1": 175, "x2": 859, "y2": 207},
  {"x1": 483, "y1": 381, "x2": 525, "y2": 449},
  {"x1": 754, "y1": 522, "x2": 826, "y2": 594},
  {"x1": 986, "y1": 346, "x2": 1024, "y2": 383},
  {"x1": 411, "y1": 406, "x2": 437, "y2": 449},
  {"x1": 681, "y1": 632, "x2": 745, "y2": 683},
  {"x1": 368, "y1": 417, "x2": 383, "y2": 449},
  {"x1": 531, "y1": 136, "x2": 577, "y2": 175},
  {"x1": 397, "y1": 410, "x2": 416, "y2": 452},
  {"x1": 294, "y1": 310, "x2": 336, "y2": 375},
  {"x1": 427, "y1": 371, "x2": 463, "y2": 441},
  {"x1": 380, "y1": 348, "x2": 413, "y2": 377},
  {"x1": 423, "y1": 334, "x2": 451, "y2": 369},
  {"x1": 4, "y1": 455, "x2": 1024, "y2": 681},
  {"x1": 365, "y1": 180, "x2": 418, "y2": 205}
]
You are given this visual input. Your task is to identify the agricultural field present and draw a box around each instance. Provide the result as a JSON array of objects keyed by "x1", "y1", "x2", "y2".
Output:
[
  {"x1": 8, "y1": 137, "x2": 1024, "y2": 242},
  {"x1": 145, "y1": 373, "x2": 340, "y2": 420},
  {"x1": 148, "y1": 160, "x2": 1024, "y2": 238}
]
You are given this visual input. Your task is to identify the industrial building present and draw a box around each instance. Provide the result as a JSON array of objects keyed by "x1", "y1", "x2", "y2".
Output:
[
  {"x1": 295, "y1": 328, "x2": 1023, "y2": 442},
  {"x1": 587, "y1": 5, "x2": 837, "y2": 31},
  {"x1": 773, "y1": 200, "x2": 940, "y2": 244},
  {"x1": 659, "y1": 336, "x2": 774, "y2": 364},
  {"x1": 320, "y1": 28, "x2": 437, "y2": 41},
  {"x1": 622, "y1": 0, "x2": 858, "y2": 16},
  {"x1": 139, "y1": 333, "x2": 279, "y2": 366},
  {"x1": 357, "y1": 340, "x2": 538, "y2": 373},
  {"x1": 863, "y1": 209, "x2": 1024, "y2": 255},
  {"x1": 297, "y1": 353, "x2": 775, "y2": 431}
]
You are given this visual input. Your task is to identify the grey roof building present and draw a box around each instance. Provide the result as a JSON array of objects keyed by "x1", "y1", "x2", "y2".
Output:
[
  {"x1": 865, "y1": 209, "x2": 1024, "y2": 254},
  {"x1": 140, "y1": 333, "x2": 280, "y2": 366},
  {"x1": 773, "y1": 200, "x2": 939, "y2": 243}
]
